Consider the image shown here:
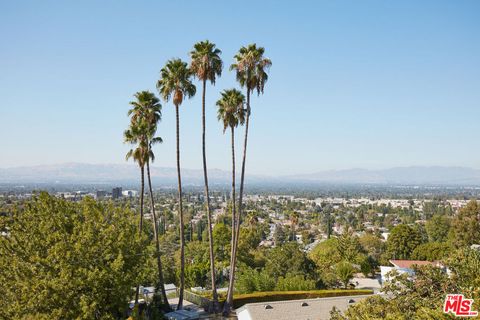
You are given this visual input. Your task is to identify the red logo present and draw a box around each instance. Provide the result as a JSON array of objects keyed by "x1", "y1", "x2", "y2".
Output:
[{"x1": 444, "y1": 294, "x2": 478, "y2": 317}]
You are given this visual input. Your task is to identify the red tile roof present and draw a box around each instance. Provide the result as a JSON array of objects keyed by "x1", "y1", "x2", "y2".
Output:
[{"x1": 389, "y1": 260, "x2": 434, "y2": 269}]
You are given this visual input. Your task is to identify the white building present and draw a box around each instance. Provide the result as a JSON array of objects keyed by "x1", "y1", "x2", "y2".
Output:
[{"x1": 380, "y1": 260, "x2": 439, "y2": 284}]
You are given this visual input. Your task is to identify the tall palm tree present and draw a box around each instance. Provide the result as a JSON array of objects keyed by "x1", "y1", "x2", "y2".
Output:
[
  {"x1": 136, "y1": 92, "x2": 172, "y2": 311},
  {"x1": 145, "y1": 137, "x2": 171, "y2": 311},
  {"x1": 216, "y1": 89, "x2": 246, "y2": 309},
  {"x1": 189, "y1": 40, "x2": 223, "y2": 308},
  {"x1": 157, "y1": 59, "x2": 196, "y2": 310},
  {"x1": 290, "y1": 211, "x2": 299, "y2": 242},
  {"x1": 125, "y1": 91, "x2": 170, "y2": 310},
  {"x1": 225, "y1": 44, "x2": 271, "y2": 312},
  {"x1": 124, "y1": 120, "x2": 148, "y2": 306}
]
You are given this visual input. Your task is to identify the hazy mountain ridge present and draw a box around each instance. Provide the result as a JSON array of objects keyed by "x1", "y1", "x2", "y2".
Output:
[
  {"x1": 1, "y1": 163, "x2": 479, "y2": 186},
  {"x1": 288, "y1": 166, "x2": 480, "y2": 185}
]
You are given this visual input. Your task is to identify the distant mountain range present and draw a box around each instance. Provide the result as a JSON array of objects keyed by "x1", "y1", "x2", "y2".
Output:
[
  {"x1": 1, "y1": 163, "x2": 480, "y2": 186},
  {"x1": 286, "y1": 166, "x2": 480, "y2": 185}
]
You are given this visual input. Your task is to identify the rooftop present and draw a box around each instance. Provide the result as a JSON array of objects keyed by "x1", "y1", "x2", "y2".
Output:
[
  {"x1": 389, "y1": 260, "x2": 434, "y2": 269},
  {"x1": 236, "y1": 294, "x2": 373, "y2": 320}
]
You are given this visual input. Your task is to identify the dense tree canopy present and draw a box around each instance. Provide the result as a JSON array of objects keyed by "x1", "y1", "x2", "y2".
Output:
[
  {"x1": 425, "y1": 214, "x2": 451, "y2": 242},
  {"x1": 386, "y1": 224, "x2": 424, "y2": 260},
  {"x1": 0, "y1": 193, "x2": 146, "y2": 319},
  {"x1": 332, "y1": 248, "x2": 480, "y2": 319},
  {"x1": 264, "y1": 242, "x2": 316, "y2": 280},
  {"x1": 450, "y1": 200, "x2": 480, "y2": 248},
  {"x1": 411, "y1": 242, "x2": 451, "y2": 261}
]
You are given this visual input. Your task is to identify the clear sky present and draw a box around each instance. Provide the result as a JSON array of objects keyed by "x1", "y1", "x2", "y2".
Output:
[{"x1": 1, "y1": 0, "x2": 479, "y2": 175}]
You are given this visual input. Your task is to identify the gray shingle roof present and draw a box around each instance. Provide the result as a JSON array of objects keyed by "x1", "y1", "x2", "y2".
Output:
[{"x1": 237, "y1": 294, "x2": 373, "y2": 320}]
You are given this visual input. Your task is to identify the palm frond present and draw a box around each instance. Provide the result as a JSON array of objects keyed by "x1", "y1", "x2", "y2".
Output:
[{"x1": 216, "y1": 89, "x2": 246, "y2": 133}]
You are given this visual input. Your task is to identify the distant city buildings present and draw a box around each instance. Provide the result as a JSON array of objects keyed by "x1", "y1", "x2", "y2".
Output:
[
  {"x1": 112, "y1": 187, "x2": 122, "y2": 199},
  {"x1": 122, "y1": 190, "x2": 138, "y2": 198},
  {"x1": 95, "y1": 190, "x2": 106, "y2": 200}
]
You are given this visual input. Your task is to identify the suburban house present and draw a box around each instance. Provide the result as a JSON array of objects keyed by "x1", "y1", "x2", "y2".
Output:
[
  {"x1": 236, "y1": 295, "x2": 372, "y2": 320},
  {"x1": 380, "y1": 260, "x2": 443, "y2": 284}
]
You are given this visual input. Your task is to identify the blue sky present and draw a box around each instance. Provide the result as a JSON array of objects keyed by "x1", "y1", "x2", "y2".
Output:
[{"x1": 1, "y1": 0, "x2": 479, "y2": 175}]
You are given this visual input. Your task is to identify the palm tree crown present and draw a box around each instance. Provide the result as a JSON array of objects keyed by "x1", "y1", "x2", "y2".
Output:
[
  {"x1": 124, "y1": 122, "x2": 148, "y2": 166},
  {"x1": 230, "y1": 44, "x2": 272, "y2": 98},
  {"x1": 216, "y1": 89, "x2": 246, "y2": 132},
  {"x1": 190, "y1": 40, "x2": 223, "y2": 84},
  {"x1": 124, "y1": 90, "x2": 162, "y2": 164},
  {"x1": 128, "y1": 91, "x2": 162, "y2": 127},
  {"x1": 157, "y1": 59, "x2": 196, "y2": 106}
]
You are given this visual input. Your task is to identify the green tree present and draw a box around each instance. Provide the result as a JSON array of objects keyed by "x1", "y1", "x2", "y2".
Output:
[
  {"x1": 386, "y1": 224, "x2": 424, "y2": 260},
  {"x1": 264, "y1": 242, "x2": 316, "y2": 281},
  {"x1": 337, "y1": 231, "x2": 362, "y2": 263},
  {"x1": 177, "y1": 241, "x2": 210, "y2": 288},
  {"x1": 331, "y1": 265, "x2": 458, "y2": 319},
  {"x1": 447, "y1": 247, "x2": 480, "y2": 310},
  {"x1": 157, "y1": 58, "x2": 196, "y2": 310},
  {"x1": 190, "y1": 40, "x2": 223, "y2": 307},
  {"x1": 411, "y1": 242, "x2": 451, "y2": 261},
  {"x1": 357, "y1": 254, "x2": 376, "y2": 278},
  {"x1": 0, "y1": 193, "x2": 146, "y2": 319},
  {"x1": 425, "y1": 214, "x2": 451, "y2": 242},
  {"x1": 358, "y1": 232, "x2": 385, "y2": 262},
  {"x1": 450, "y1": 200, "x2": 480, "y2": 248},
  {"x1": 236, "y1": 267, "x2": 275, "y2": 294},
  {"x1": 225, "y1": 44, "x2": 271, "y2": 313},
  {"x1": 273, "y1": 224, "x2": 288, "y2": 246},
  {"x1": 309, "y1": 238, "x2": 342, "y2": 271},
  {"x1": 289, "y1": 211, "x2": 300, "y2": 241},
  {"x1": 334, "y1": 261, "x2": 355, "y2": 289},
  {"x1": 236, "y1": 267, "x2": 258, "y2": 294},
  {"x1": 237, "y1": 226, "x2": 265, "y2": 267},
  {"x1": 276, "y1": 274, "x2": 316, "y2": 291},
  {"x1": 212, "y1": 222, "x2": 232, "y2": 262}
]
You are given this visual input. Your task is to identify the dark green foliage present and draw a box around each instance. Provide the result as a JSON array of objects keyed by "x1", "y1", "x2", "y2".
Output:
[
  {"x1": 176, "y1": 241, "x2": 210, "y2": 288},
  {"x1": 0, "y1": 193, "x2": 146, "y2": 319},
  {"x1": 309, "y1": 238, "x2": 342, "y2": 270},
  {"x1": 273, "y1": 224, "x2": 288, "y2": 245},
  {"x1": 425, "y1": 214, "x2": 451, "y2": 242},
  {"x1": 264, "y1": 242, "x2": 316, "y2": 280},
  {"x1": 334, "y1": 261, "x2": 356, "y2": 289},
  {"x1": 236, "y1": 267, "x2": 276, "y2": 294},
  {"x1": 332, "y1": 248, "x2": 480, "y2": 319},
  {"x1": 275, "y1": 274, "x2": 317, "y2": 291},
  {"x1": 411, "y1": 242, "x2": 451, "y2": 261},
  {"x1": 216, "y1": 89, "x2": 246, "y2": 132},
  {"x1": 337, "y1": 231, "x2": 363, "y2": 262},
  {"x1": 450, "y1": 200, "x2": 480, "y2": 248},
  {"x1": 447, "y1": 247, "x2": 480, "y2": 310},
  {"x1": 386, "y1": 224, "x2": 424, "y2": 259}
]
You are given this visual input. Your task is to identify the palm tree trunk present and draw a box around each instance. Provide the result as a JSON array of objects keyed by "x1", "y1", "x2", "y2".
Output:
[
  {"x1": 134, "y1": 165, "x2": 145, "y2": 305},
  {"x1": 140, "y1": 165, "x2": 145, "y2": 232},
  {"x1": 225, "y1": 126, "x2": 237, "y2": 309},
  {"x1": 201, "y1": 78, "x2": 219, "y2": 308},
  {"x1": 147, "y1": 161, "x2": 171, "y2": 312},
  {"x1": 225, "y1": 88, "x2": 251, "y2": 312},
  {"x1": 175, "y1": 103, "x2": 185, "y2": 311}
]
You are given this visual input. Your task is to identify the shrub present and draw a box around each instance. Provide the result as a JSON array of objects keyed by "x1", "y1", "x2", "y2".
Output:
[
  {"x1": 232, "y1": 289, "x2": 373, "y2": 309},
  {"x1": 275, "y1": 274, "x2": 316, "y2": 291},
  {"x1": 236, "y1": 268, "x2": 275, "y2": 294}
]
